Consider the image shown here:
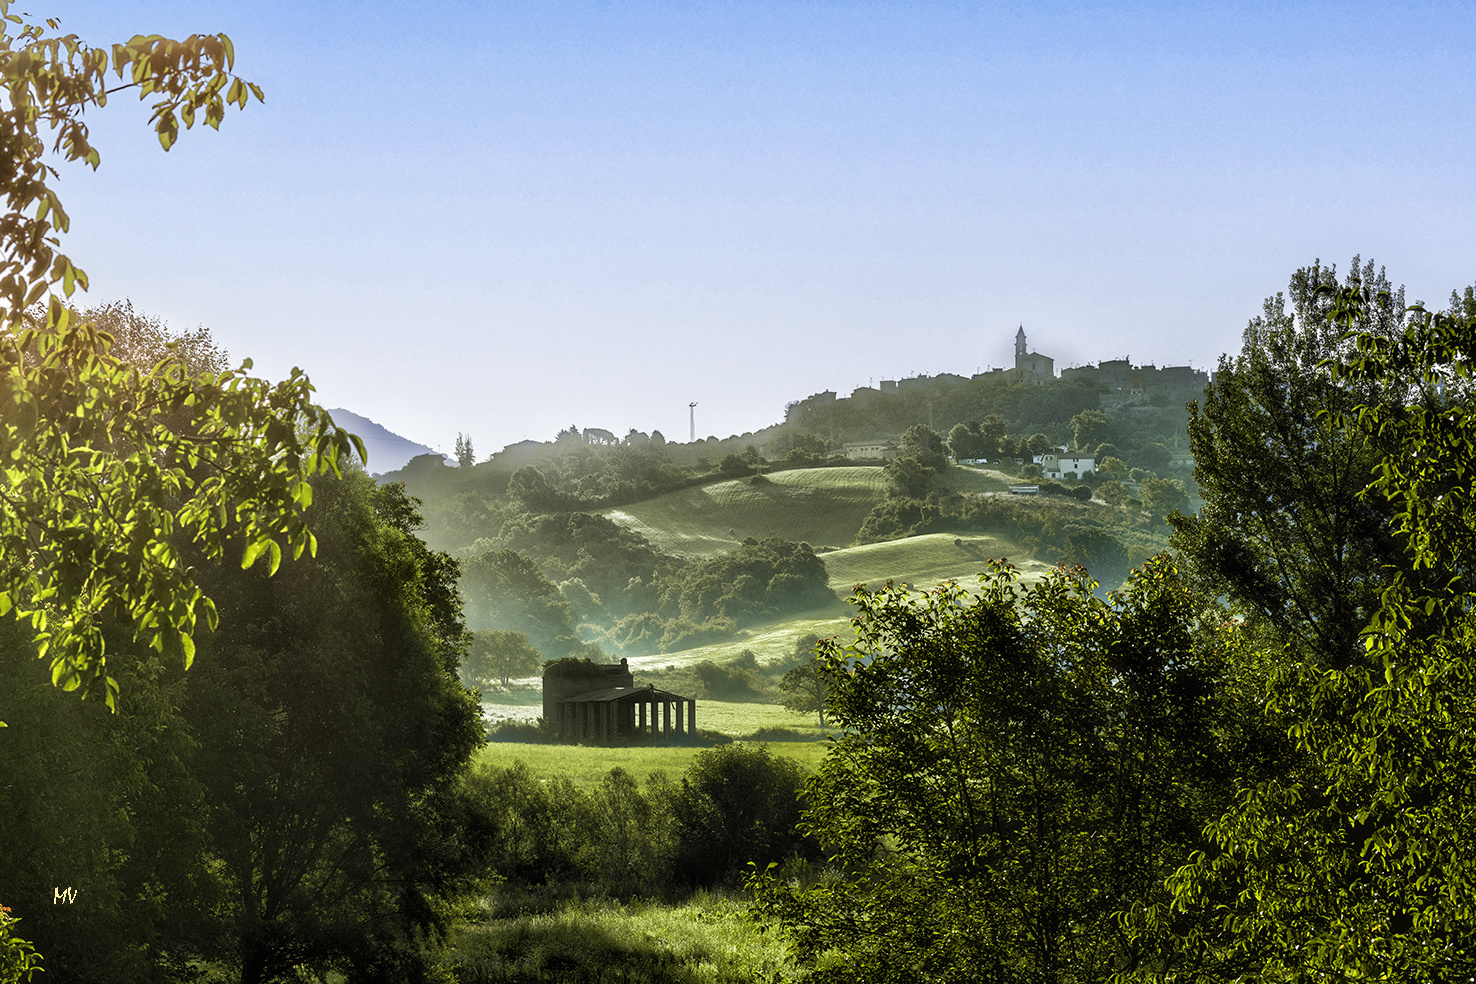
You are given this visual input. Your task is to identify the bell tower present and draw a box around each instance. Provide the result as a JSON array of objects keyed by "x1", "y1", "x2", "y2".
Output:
[{"x1": 1015, "y1": 325, "x2": 1027, "y2": 363}]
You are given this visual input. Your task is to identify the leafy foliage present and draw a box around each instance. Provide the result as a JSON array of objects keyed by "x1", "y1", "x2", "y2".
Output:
[
  {"x1": 1138, "y1": 277, "x2": 1476, "y2": 982},
  {"x1": 779, "y1": 655, "x2": 829, "y2": 726},
  {"x1": 0, "y1": 309, "x2": 363, "y2": 711},
  {"x1": 751, "y1": 558, "x2": 1240, "y2": 983},
  {"x1": 1168, "y1": 258, "x2": 1408, "y2": 669},
  {"x1": 672, "y1": 744, "x2": 819, "y2": 886},
  {"x1": 0, "y1": 9, "x2": 359, "y2": 714},
  {"x1": 0, "y1": 4, "x2": 263, "y2": 316},
  {"x1": 0, "y1": 905, "x2": 41, "y2": 984}
]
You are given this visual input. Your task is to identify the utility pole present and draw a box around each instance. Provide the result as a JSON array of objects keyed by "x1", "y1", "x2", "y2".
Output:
[{"x1": 689, "y1": 402, "x2": 698, "y2": 443}]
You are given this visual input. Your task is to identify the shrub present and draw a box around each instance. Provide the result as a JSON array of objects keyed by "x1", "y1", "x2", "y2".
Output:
[
  {"x1": 670, "y1": 744, "x2": 820, "y2": 886},
  {"x1": 0, "y1": 906, "x2": 42, "y2": 984}
]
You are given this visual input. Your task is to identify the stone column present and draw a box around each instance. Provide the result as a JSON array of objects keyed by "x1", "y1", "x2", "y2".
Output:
[
  {"x1": 662, "y1": 700, "x2": 671, "y2": 735},
  {"x1": 638, "y1": 700, "x2": 647, "y2": 735},
  {"x1": 688, "y1": 699, "x2": 696, "y2": 735}
]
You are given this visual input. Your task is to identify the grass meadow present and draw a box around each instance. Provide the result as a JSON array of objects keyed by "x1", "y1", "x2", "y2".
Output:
[{"x1": 444, "y1": 889, "x2": 800, "y2": 983}]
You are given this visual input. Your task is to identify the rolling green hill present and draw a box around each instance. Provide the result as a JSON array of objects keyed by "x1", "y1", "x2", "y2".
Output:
[
  {"x1": 602, "y1": 466, "x2": 890, "y2": 557},
  {"x1": 821, "y1": 532, "x2": 1051, "y2": 593},
  {"x1": 613, "y1": 535, "x2": 1051, "y2": 670}
]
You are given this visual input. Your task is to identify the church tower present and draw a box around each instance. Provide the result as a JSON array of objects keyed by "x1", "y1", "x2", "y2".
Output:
[{"x1": 1012, "y1": 325, "x2": 1054, "y2": 386}]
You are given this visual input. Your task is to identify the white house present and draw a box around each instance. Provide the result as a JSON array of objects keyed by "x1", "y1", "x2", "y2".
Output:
[
  {"x1": 842, "y1": 440, "x2": 897, "y2": 461},
  {"x1": 1040, "y1": 452, "x2": 1095, "y2": 479}
]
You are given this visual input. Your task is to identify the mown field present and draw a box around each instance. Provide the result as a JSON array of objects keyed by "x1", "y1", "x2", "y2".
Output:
[
  {"x1": 821, "y1": 531, "x2": 1049, "y2": 593},
  {"x1": 602, "y1": 466, "x2": 890, "y2": 557}
]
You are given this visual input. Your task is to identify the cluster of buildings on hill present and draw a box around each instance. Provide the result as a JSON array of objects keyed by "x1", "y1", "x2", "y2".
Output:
[{"x1": 785, "y1": 327, "x2": 1210, "y2": 424}]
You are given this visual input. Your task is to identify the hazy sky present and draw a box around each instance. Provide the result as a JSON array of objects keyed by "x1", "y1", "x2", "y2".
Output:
[{"x1": 43, "y1": 1, "x2": 1476, "y2": 460}]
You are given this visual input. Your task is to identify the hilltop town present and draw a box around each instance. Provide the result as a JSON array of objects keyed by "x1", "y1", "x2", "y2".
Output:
[{"x1": 785, "y1": 326, "x2": 1210, "y2": 424}]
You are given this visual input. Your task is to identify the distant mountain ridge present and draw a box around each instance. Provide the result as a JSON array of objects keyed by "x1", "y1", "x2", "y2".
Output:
[{"x1": 325, "y1": 408, "x2": 439, "y2": 475}]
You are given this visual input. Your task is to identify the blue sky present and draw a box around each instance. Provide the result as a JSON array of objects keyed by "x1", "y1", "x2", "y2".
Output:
[{"x1": 42, "y1": 1, "x2": 1476, "y2": 459}]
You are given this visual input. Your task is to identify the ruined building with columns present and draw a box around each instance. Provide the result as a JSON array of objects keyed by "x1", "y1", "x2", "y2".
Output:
[{"x1": 542, "y1": 657, "x2": 697, "y2": 743}]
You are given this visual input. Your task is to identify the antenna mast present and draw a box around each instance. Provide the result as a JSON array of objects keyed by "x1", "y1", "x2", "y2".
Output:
[{"x1": 689, "y1": 402, "x2": 698, "y2": 443}]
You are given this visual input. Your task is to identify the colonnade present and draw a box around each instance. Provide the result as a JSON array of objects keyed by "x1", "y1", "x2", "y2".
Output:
[{"x1": 558, "y1": 696, "x2": 696, "y2": 742}]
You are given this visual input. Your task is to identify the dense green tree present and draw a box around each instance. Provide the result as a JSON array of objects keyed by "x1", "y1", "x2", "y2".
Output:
[
  {"x1": 1058, "y1": 527, "x2": 1128, "y2": 582},
  {"x1": 464, "y1": 629, "x2": 543, "y2": 689},
  {"x1": 183, "y1": 473, "x2": 485, "y2": 984},
  {"x1": 673, "y1": 744, "x2": 817, "y2": 886},
  {"x1": 1071, "y1": 409, "x2": 1112, "y2": 450},
  {"x1": 1139, "y1": 476, "x2": 1189, "y2": 520},
  {"x1": 779, "y1": 656, "x2": 830, "y2": 726},
  {"x1": 719, "y1": 452, "x2": 753, "y2": 477},
  {"x1": 946, "y1": 421, "x2": 985, "y2": 461},
  {"x1": 0, "y1": 616, "x2": 209, "y2": 982},
  {"x1": 454, "y1": 431, "x2": 475, "y2": 468},
  {"x1": 460, "y1": 548, "x2": 586, "y2": 659},
  {"x1": 769, "y1": 431, "x2": 827, "y2": 459},
  {"x1": 977, "y1": 413, "x2": 1010, "y2": 457},
  {"x1": 751, "y1": 558, "x2": 1239, "y2": 983},
  {"x1": 856, "y1": 496, "x2": 946, "y2": 544},
  {"x1": 1131, "y1": 441, "x2": 1171, "y2": 472},
  {"x1": 507, "y1": 464, "x2": 566, "y2": 512},
  {"x1": 1168, "y1": 258, "x2": 1409, "y2": 670},
  {"x1": 672, "y1": 537, "x2": 833, "y2": 626},
  {"x1": 884, "y1": 452, "x2": 941, "y2": 497},
  {"x1": 496, "y1": 511, "x2": 678, "y2": 617},
  {"x1": 1134, "y1": 281, "x2": 1476, "y2": 983},
  {"x1": 1025, "y1": 432, "x2": 1055, "y2": 457},
  {"x1": 898, "y1": 424, "x2": 951, "y2": 472}
]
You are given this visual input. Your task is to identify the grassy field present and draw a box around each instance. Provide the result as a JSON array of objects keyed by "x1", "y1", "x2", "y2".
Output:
[
  {"x1": 940, "y1": 464, "x2": 1019, "y2": 493},
  {"x1": 603, "y1": 466, "x2": 890, "y2": 557},
  {"x1": 445, "y1": 890, "x2": 799, "y2": 983}
]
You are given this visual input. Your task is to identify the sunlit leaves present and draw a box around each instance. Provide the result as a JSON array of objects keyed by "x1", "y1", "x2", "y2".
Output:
[
  {"x1": 0, "y1": 302, "x2": 362, "y2": 711},
  {"x1": 0, "y1": 2, "x2": 263, "y2": 322}
]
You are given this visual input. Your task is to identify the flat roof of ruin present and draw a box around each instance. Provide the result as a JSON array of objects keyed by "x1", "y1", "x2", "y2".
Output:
[{"x1": 561, "y1": 685, "x2": 693, "y2": 703}]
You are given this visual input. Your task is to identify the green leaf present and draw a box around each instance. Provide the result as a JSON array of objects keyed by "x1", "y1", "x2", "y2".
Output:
[{"x1": 241, "y1": 538, "x2": 267, "y2": 570}]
